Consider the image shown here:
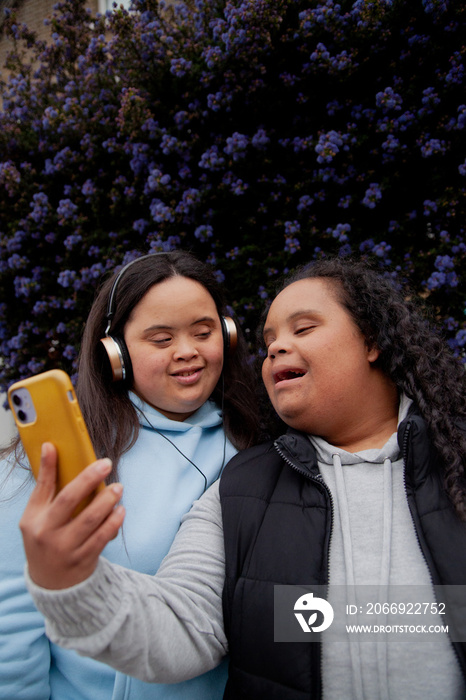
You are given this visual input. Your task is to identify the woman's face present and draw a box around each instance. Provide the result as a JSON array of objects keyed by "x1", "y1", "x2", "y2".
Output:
[
  {"x1": 261, "y1": 277, "x2": 382, "y2": 444},
  {"x1": 124, "y1": 276, "x2": 225, "y2": 421}
]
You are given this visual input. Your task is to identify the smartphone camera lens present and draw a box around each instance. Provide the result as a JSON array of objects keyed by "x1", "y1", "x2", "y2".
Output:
[
  {"x1": 13, "y1": 394, "x2": 22, "y2": 407},
  {"x1": 17, "y1": 409, "x2": 27, "y2": 422}
]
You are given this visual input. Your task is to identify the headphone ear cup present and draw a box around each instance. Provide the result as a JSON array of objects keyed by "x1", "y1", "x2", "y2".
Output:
[
  {"x1": 222, "y1": 316, "x2": 237, "y2": 356},
  {"x1": 100, "y1": 335, "x2": 134, "y2": 384}
]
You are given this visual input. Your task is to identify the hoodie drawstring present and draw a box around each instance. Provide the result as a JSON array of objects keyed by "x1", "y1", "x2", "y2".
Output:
[
  {"x1": 332, "y1": 453, "x2": 393, "y2": 700},
  {"x1": 333, "y1": 453, "x2": 365, "y2": 700}
]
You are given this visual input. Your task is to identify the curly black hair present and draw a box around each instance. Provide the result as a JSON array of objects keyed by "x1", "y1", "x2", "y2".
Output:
[{"x1": 281, "y1": 257, "x2": 466, "y2": 519}]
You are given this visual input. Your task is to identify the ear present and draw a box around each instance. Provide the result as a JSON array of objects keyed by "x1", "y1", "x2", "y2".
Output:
[{"x1": 366, "y1": 342, "x2": 381, "y2": 363}]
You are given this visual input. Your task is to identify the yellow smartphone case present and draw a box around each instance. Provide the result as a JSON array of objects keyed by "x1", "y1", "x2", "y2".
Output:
[{"x1": 8, "y1": 369, "x2": 104, "y2": 512}]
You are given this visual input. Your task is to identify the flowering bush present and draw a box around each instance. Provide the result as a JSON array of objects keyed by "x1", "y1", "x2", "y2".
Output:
[{"x1": 0, "y1": 0, "x2": 465, "y2": 392}]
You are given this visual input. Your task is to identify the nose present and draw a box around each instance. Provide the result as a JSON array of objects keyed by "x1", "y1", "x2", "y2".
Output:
[
  {"x1": 267, "y1": 338, "x2": 288, "y2": 360},
  {"x1": 173, "y1": 336, "x2": 198, "y2": 360}
]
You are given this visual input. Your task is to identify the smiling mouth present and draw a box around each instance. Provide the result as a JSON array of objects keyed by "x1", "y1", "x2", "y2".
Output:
[
  {"x1": 274, "y1": 369, "x2": 307, "y2": 384},
  {"x1": 172, "y1": 367, "x2": 203, "y2": 378}
]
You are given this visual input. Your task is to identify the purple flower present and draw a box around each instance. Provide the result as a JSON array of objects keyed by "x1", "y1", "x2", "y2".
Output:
[
  {"x1": 420, "y1": 138, "x2": 446, "y2": 158},
  {"x1": 251, "y1": 128, "x2": 270, "y2": 149},
  {"x1": 81, "y1": 179, "x2": 96, "y2": 199},
  {"x1": 199, "y1": 145, "x2": 225, "y2": 170},
  {"x1": 176, "y1": 188, "x2": 202, "y2": 214},
  {"x1": 64, "y1": 234, "x2": 83, "y2": 250},
  {"x1": 224, "y1": 132, "x2": 248, "y2": 161},
  {"x1": 426, "y1": 258, "x2": 458, "y2": 289},
  {"x1": 32, "y1": 301, "x2": 48, "y2": 315},
  {"x1": 203, "y1": 45, "x2": 224, "y2": 69},
  {"x1": 315, "y1": 130, "x2": 348, "y2": 163},
  {"x1": 63, "y1": 344, "x2": 77, "y2": 360},
  {"x1": 423, "y1": 199, "x2": 438, "y2": 216},
  {"x1": 382, "y1": 134, "x2": 400, "y2": 151},
  {"x1": 194, "y1": 224, "x2": 213, "y2": 241},
  {"x1": 284, "y1": 235, "x2": 300, "y2": 254},
  {"x1": 57, "y1": 269, "x2": 77, "y2": 288},
  {"x1": 226, "y1": 247, "x2": 240, "y2": 260},
  {"x1": 422, "y1": 0, "x2": 448, "y2": 14},
  {"x1": 258, "y1": 285, "x2": 268, "y2": 300},
  {"x1": 455, "y1": 330, "x2": 466, "y2": 347},
  {"x1": 284, "y1": 220, "x2": 301, "y2": 235},
  {"x1": 14, "y1": 276, "x2": 37, "y2": 298},
  {"x1": 445, "y1": 51, "x2": 464, "y2": 85},
  {"x1": 434, "y1": 254, "x2": 454, "y2": 271},
  {"x1": 375, "y1": 87, "x2": 403, "y2": 112},
  {"x1": 145, "y1": 169, "x2": 171, "y2": 193},
  {"x1": 372, "y1": 241, "x2": 392, "y2": 259},
  {"x1": 29, "y1": 192, "x2": 49, "y2": 222},
  {"x1": 231, "y1": 178, "x2": 248, "y2": 195},
  {"x1": 0, "y1": 161, "x2": 21, "y2": 196},
  {"x1": 149, "y1": 199, "x2": 175, "y2": 223},
  {"x1": 297, "y1": 195, "x2": 314, "y2": 211},
  {"x1": 133, "y1": 219, "x2": 148, "y2": 234},
  {"x1": 57, "y1": 198, "x2": 78, "y2": 221},
  {"x1": 362, "y1": 183, "x2": 382, "y2": 209},
  {"x1": 310, "y1": 43, "x2": 330, "y2": 62},
  {"x1": 326, "y1": 223, "x2": 351, "y2": 243},
  {"x1": 338, "y1": 195, "x2": 352, "y2": 209},
  {"x1": 170, "y1": 57, "x2": 192, "y2": 77},
  {"x1": 160, "y1": 134, "x2": 179, "y2": 155}
]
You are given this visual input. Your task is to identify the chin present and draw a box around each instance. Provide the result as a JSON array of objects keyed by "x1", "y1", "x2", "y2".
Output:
[{"x1": 273, "y1": 407, "x2": 302, "y2": 430}]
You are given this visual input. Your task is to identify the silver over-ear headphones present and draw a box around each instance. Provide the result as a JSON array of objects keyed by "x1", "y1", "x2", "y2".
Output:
[{"x1": 100, "y1": 253, "x2": 237, "y2": 384}]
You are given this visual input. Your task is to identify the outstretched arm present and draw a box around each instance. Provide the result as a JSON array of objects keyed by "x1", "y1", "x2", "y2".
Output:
[{"x1": 22, "y1": 443, "x2": 228, "y2": 683}]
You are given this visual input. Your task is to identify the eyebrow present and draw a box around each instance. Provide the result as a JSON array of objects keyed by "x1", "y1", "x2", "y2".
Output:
[{"x1": 263, "y1": 309, "x2": 322, "y2": 337}]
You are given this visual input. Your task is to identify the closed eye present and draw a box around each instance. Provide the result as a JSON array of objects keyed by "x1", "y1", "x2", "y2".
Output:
[
  {"x1": 295, "y1": 326, "x2": 316, "y2": 335},
  {"x1": 196, "y1": 330, "x2": 212, "y2": 339},
  {"x1": 152, "y1": 336, "x2": 172, "y2": 345}
]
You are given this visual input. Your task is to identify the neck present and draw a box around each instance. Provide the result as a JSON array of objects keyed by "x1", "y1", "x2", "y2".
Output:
[
  {"x1": 332, "y1": 420, "x2": 398, "y2": 453},
  {"x1": 326, "y1": 373, "x2": 399, "y2": 453}
]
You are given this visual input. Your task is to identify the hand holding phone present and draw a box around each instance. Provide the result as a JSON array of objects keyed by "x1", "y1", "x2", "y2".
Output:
[
  {"x1": 8, "y1": 369, "x2": 105, "y2": 514},
  {"x1": 20, "y1": 442, "x2": 125, "y2": 589},
  {"x1": 9, "y1": 369, "x2": 124, "y2": 589}
]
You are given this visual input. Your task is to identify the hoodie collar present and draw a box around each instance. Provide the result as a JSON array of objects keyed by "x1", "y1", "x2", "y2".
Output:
[{"x1": 129, "y1": 392, "x2": 223, "y2": 432}]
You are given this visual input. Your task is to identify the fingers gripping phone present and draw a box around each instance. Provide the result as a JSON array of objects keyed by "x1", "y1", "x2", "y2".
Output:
[{"x1": 8, "y1": 369, "x2": 105, "y2": 514}]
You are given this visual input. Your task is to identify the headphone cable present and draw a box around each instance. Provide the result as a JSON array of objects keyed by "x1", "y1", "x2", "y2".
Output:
[{"x1": 134, "y1": 403, "x2": 228, "y2": 494}]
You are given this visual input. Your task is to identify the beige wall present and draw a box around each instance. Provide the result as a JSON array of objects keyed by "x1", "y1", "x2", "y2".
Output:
[
  {"x1": 0, "y1": 0, "x2": 118, "y2": 76},
  {"x1": 0, "y1": 395, "x2": 17, "y2": 447}
]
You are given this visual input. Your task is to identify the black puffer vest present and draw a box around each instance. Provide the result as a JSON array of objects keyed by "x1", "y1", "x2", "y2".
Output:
[{"x1": 220, "y1": 409, "x2": 466, "y2": 699}]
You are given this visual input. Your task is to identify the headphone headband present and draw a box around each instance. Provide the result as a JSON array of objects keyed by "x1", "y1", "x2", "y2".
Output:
[{"x1": 104, "y1": 253, "x2": 167, "y2": 336}]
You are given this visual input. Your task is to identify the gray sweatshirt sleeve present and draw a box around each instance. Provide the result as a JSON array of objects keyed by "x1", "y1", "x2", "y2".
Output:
[{"x1": 25, "y1": 480, "x2": 228, "y2": 683}]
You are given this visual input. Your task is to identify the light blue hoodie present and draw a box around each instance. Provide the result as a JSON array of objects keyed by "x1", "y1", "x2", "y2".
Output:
[{"x1": 0, "y1": 394, "x2": 235, "y2": 700}]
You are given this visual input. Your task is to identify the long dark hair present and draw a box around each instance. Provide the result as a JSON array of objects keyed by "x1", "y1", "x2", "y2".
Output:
[
  {"x1": 76, "y1": 250, "x2": 260, "y2": 476},
  {"x1": 280, "y1": 257, "x2": 466, "y2": 519}
]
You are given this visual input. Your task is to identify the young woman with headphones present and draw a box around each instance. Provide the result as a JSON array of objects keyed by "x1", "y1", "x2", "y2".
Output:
[{"x1": 0, "y1": 250, "x2": 261, "y2": 700}]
